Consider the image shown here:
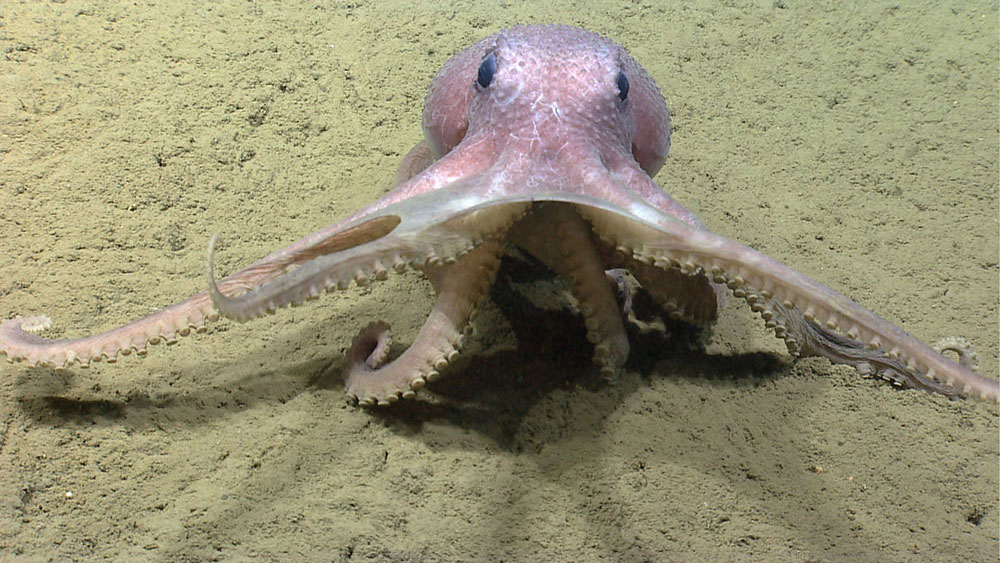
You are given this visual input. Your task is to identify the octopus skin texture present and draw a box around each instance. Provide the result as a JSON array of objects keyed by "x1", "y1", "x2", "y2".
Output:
[{"x1": 2, "y1": 24, "x2": 996, "y2": 407}]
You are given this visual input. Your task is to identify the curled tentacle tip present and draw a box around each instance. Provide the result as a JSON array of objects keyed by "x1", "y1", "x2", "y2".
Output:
[
  {"x1": 18, "y1": 315, "x2": 53, "y2": 333},
  {"x1": 345, "y1": 321, "x2": 393, "y2": 373},
  {"x1": 932, "y1": 336, "x2": 978, "y2": 372},
  {"x1": 205, "y1": 234, "x2": 234, "y2": 316},
  {"x1": 206, "y1": 234, "x2": 222, "y2": 282}
]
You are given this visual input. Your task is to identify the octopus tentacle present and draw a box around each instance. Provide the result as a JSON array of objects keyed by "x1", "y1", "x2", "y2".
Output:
[
  {"x1": 394, "y1": 140, "x2": 437, "y2": 186},
  {"x1": 0, "y1": 213, "x2": 412, "y2": 369},
  {"x1": 611, "y1": 157, "x2": 708, "y2": 230},
  {"x1": 207, "y1": 198, "x2": 529, "y2": 323},
  {"x1": 264, "y1": 215, "x2": 403, "y2": 274},
  {"x1": 616, "y1": 253, "x2": 720, "y2": 328},
  {"x1": 0, "y1": 299, "x2": 217, "y2": 369},
  {"x1": 578, "y1": 203, "x2": 1000, "y2": 402},
  {"x1": 0, "y1": 270, "x2": 286, "y2": 369},
  {"x1": 349, "y1": 322, "x2": 394, "y2": 370},
  {"x1": 738, "y1": 293, "x2": 957, "y2": 395},
  {"x1": 509, "y1": 203, "x2": 630, "y2": 376},
  {"x1": 796, "y1": 317, "x2": 958, "y2": 396},
  {"x1": 343, "y1": 242, "x2": 503, "y2": 406}
]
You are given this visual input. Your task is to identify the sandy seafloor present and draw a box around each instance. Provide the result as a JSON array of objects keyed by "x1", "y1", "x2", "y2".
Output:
[{"x1": 1, "y1": 1, "x2": 997, "y2": 561}]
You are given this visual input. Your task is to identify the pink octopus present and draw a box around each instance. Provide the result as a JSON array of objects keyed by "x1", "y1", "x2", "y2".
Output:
[{"x1": 2, "y1": 25, "x2": 996, "y2": 406}]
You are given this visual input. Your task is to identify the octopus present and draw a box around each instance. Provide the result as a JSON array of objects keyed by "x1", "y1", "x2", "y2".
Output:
[{"x1": 2, "y1": 25, "x2": 997, "y2": 407}]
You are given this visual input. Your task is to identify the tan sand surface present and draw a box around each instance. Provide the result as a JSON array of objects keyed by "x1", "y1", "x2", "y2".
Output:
[{"x1": 1, "y1": 1, "x2": 997, "y2": 560}]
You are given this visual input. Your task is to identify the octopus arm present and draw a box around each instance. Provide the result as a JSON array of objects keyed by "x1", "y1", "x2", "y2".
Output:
[
  {"x1": 574, "y1": 199, "x2": 999, "y2": 402},
  {"x1": 508, "y1": 203, "x2": 630, "y2": 376},
  {"x1": 343, "y1": 242, "x2": 503, "y2": 406},
  {"x1": 0, "y1": 270, "x2": 269, "y2": 369},
  {"x1": 0, "y1": 210, "x2": 405, "y2": 369},
  {"x1": 207, "y1": 187, "x2": 529, "y2": 322}
]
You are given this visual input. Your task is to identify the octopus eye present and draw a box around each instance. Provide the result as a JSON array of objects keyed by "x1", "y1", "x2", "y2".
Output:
[
  {"x1": 617, "y1": 71, "x2": 629, "y2": 102},
  {"x1": 477, "y1": 52, "x2": 497, "y2": 89}
]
